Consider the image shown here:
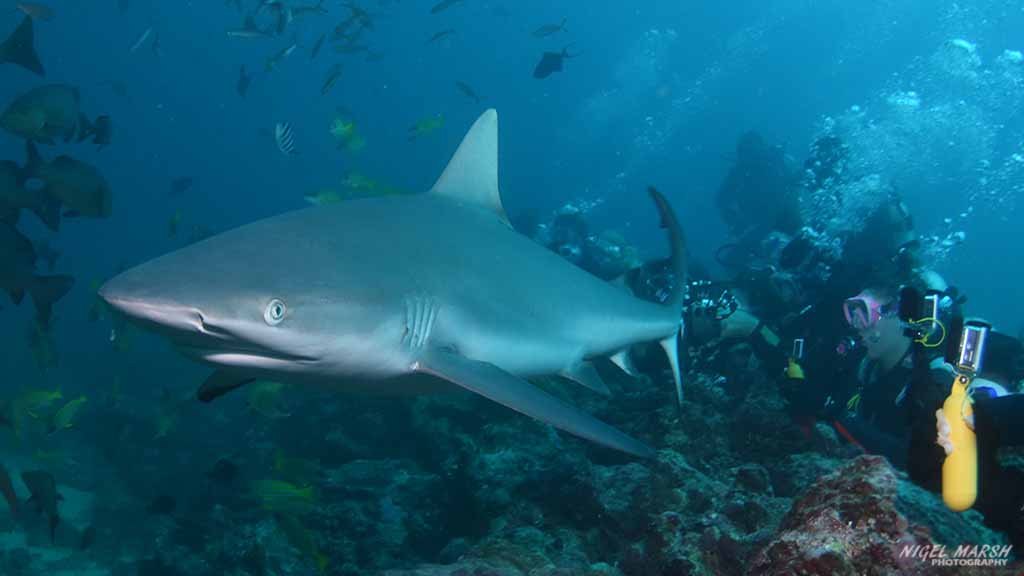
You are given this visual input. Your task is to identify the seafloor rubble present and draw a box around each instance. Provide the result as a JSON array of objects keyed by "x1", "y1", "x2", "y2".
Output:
[{"x1": 2, "y1": 363, "x2": 1021, "y2": 576}]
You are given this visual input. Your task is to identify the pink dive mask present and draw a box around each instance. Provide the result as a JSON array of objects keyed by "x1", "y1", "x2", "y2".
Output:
[{"x1": 843, "y1": 292, "x2": 895, "y2": 330}]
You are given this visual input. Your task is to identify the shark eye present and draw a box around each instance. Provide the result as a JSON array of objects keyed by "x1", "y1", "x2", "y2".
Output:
[{"x1": 264, "y1": 299, "x2": 287, "y2": 325}]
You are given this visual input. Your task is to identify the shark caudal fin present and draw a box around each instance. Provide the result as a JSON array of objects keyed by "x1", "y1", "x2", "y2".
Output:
[
  {"x1": 648, "y1": 186, "x2": 687, "y2": 409},
  {"x1": 0, "y1": 16, "x2": 45, "y2": 76}
]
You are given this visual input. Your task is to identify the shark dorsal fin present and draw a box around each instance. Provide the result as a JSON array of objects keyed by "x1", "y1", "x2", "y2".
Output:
[{"x1": 429, "y1": 109, "x2": 509, "y2": 225}]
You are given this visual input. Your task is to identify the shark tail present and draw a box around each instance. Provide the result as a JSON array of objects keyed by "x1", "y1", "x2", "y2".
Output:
[
  {"x1": 0, "y1": 16, "x2": 45, "y2": 76},
  {"x1": 647, "y1": 186, "x2": 688, "y2": 409}
]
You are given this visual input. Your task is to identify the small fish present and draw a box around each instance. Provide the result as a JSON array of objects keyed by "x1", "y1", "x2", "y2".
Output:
[
  {"x1": 251, "y1": 479, "x2": 317, "y2": 515},
  {"x1": 275, "y1": 122, "x2": 296, "y2": 156},
  {"x1": 129, "y1": 27, "x2": 152, "y2": 53},
  {"x1": 329, "y1": 116, "x2": 363, "y2": 152},
  {"x1": 320, "y1": 64, "x2": 342, "y2": 95},
  {"x1": 408, "y1": 114, "x2": 443, "y2": 141},
  {"x1": 16, "y1": 3, "x2": 56, "y2": 21},
  {"x1": 531, "y1": 18, "x2": 567, "y2": 38},
  {"x1": 170, "y1": 177, "x2": 193, "y2": 196},
  {"x1": 13, "y1": 385, "x2": 62, "y2": 421},
  {"x1": 533, "y1": 44, "x2": 580, "y2": 79},
  {"x1": 265, "y1": 36, "x2": 299, "y2": 71},
  {"x1": 426, "y1": 29, "x2": 455, "y2": 45},
  {"x1": 310, "y1": 32, "x2": 326, "y2": 60},
  {"x1": 455, "y1": 80, "x2": 480, "y2": 103},
  {"x1": 48, "y1": 395, "x2": 86, "y2": 433},
  {"x1": 429, "y1": 0, "x2": 463, "y2": 15},
  {"x1": 237, "y1": 65, "x2": 252, "y2": 99}
]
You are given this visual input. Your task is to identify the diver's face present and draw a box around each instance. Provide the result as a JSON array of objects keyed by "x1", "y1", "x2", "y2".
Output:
[{"x1": 858, "y1": 313, "x2": 907, "y2": 360}]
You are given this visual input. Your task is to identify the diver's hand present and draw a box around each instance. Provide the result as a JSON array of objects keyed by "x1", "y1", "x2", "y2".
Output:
[
  {"x1": 936, "y1": 409, "x2": 954, "y2": 455},
  {"x1": 721, "y1": 309, "x2": 759, "y2": 340}
]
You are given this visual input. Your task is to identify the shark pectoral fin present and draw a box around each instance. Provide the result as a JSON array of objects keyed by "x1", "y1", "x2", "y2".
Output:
[
  {"x1": 414, "y1": 348, "x2": 654, "y2": 458},
  {"x1": 560, "y1": 361, "x2": 610, "y2": 396},
  {"x1": 660, "y1": 327, "x2": 684, "y2": 409},
  {"x1": 610, "y1": 349, "x2": 640, "y2": 378},
  {"x1": 428, "y1": 109, "x2": 510, "y2": 226},
  {"x1": 197, "y1": 370, "x2": 256, "y2": 403}
]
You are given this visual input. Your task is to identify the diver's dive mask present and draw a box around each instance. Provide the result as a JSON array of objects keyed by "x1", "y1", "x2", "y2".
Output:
[{"x1": 842, "y1": 292, "x2": 897, "y2": 330}]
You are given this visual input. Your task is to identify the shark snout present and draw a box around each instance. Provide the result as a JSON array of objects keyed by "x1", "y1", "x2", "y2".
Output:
[{"x1": 99, "y1": 273, "x2": 205, "y2": 335}]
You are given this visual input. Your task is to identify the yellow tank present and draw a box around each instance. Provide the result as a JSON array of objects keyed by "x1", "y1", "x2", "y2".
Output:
[{"x1": 941, "y1": 377, "x2": 977, "y2": 511}]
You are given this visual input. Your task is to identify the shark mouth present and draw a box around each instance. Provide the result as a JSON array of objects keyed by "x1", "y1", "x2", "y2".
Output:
[{"x1": 176, "y1": 344, "x2": 319, "y2": 368}]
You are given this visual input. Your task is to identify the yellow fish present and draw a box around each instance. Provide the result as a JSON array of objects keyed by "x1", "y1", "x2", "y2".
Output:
[
  {"x1": 408, "y1": 113, "x2": 444, "y2": 141},
  {"x1": 252, "y1": 479, "x2": 317, "y2": 515},
  {"x1": 48, "y1": 395, "x2": 87, "y2": 433},
  {"x1": 329, "y1": 117, "x2": 365, "y2": 153},
  {"x1": 14, "y1": 384, "x2": 63, "y2": 435}
]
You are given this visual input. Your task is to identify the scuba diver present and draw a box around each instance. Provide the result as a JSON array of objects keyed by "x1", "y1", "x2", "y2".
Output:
[
  {"x1": 533, "y1": 202, "x2": 642, "y2": 281},
  {"x1": 692, "y1": 124, "x2": 941, "y2": 409},
  {"x1": 783, "y1": 284, "x2": 1024, "y2": 547},
  {"x1": 684, "y1": 188, "x2": 928, "y2": 406},
  {"x1": 714, "y1": 131, "x2": 802, "y2": 273}
]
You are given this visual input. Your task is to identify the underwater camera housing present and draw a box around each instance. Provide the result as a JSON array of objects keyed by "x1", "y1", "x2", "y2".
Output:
[
  {"x1": 898, "y1": 286, "x2": 946, "y2": 346},
  {"x1": 948, "y1": 320, "x2": 990, "y2": 377}
]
